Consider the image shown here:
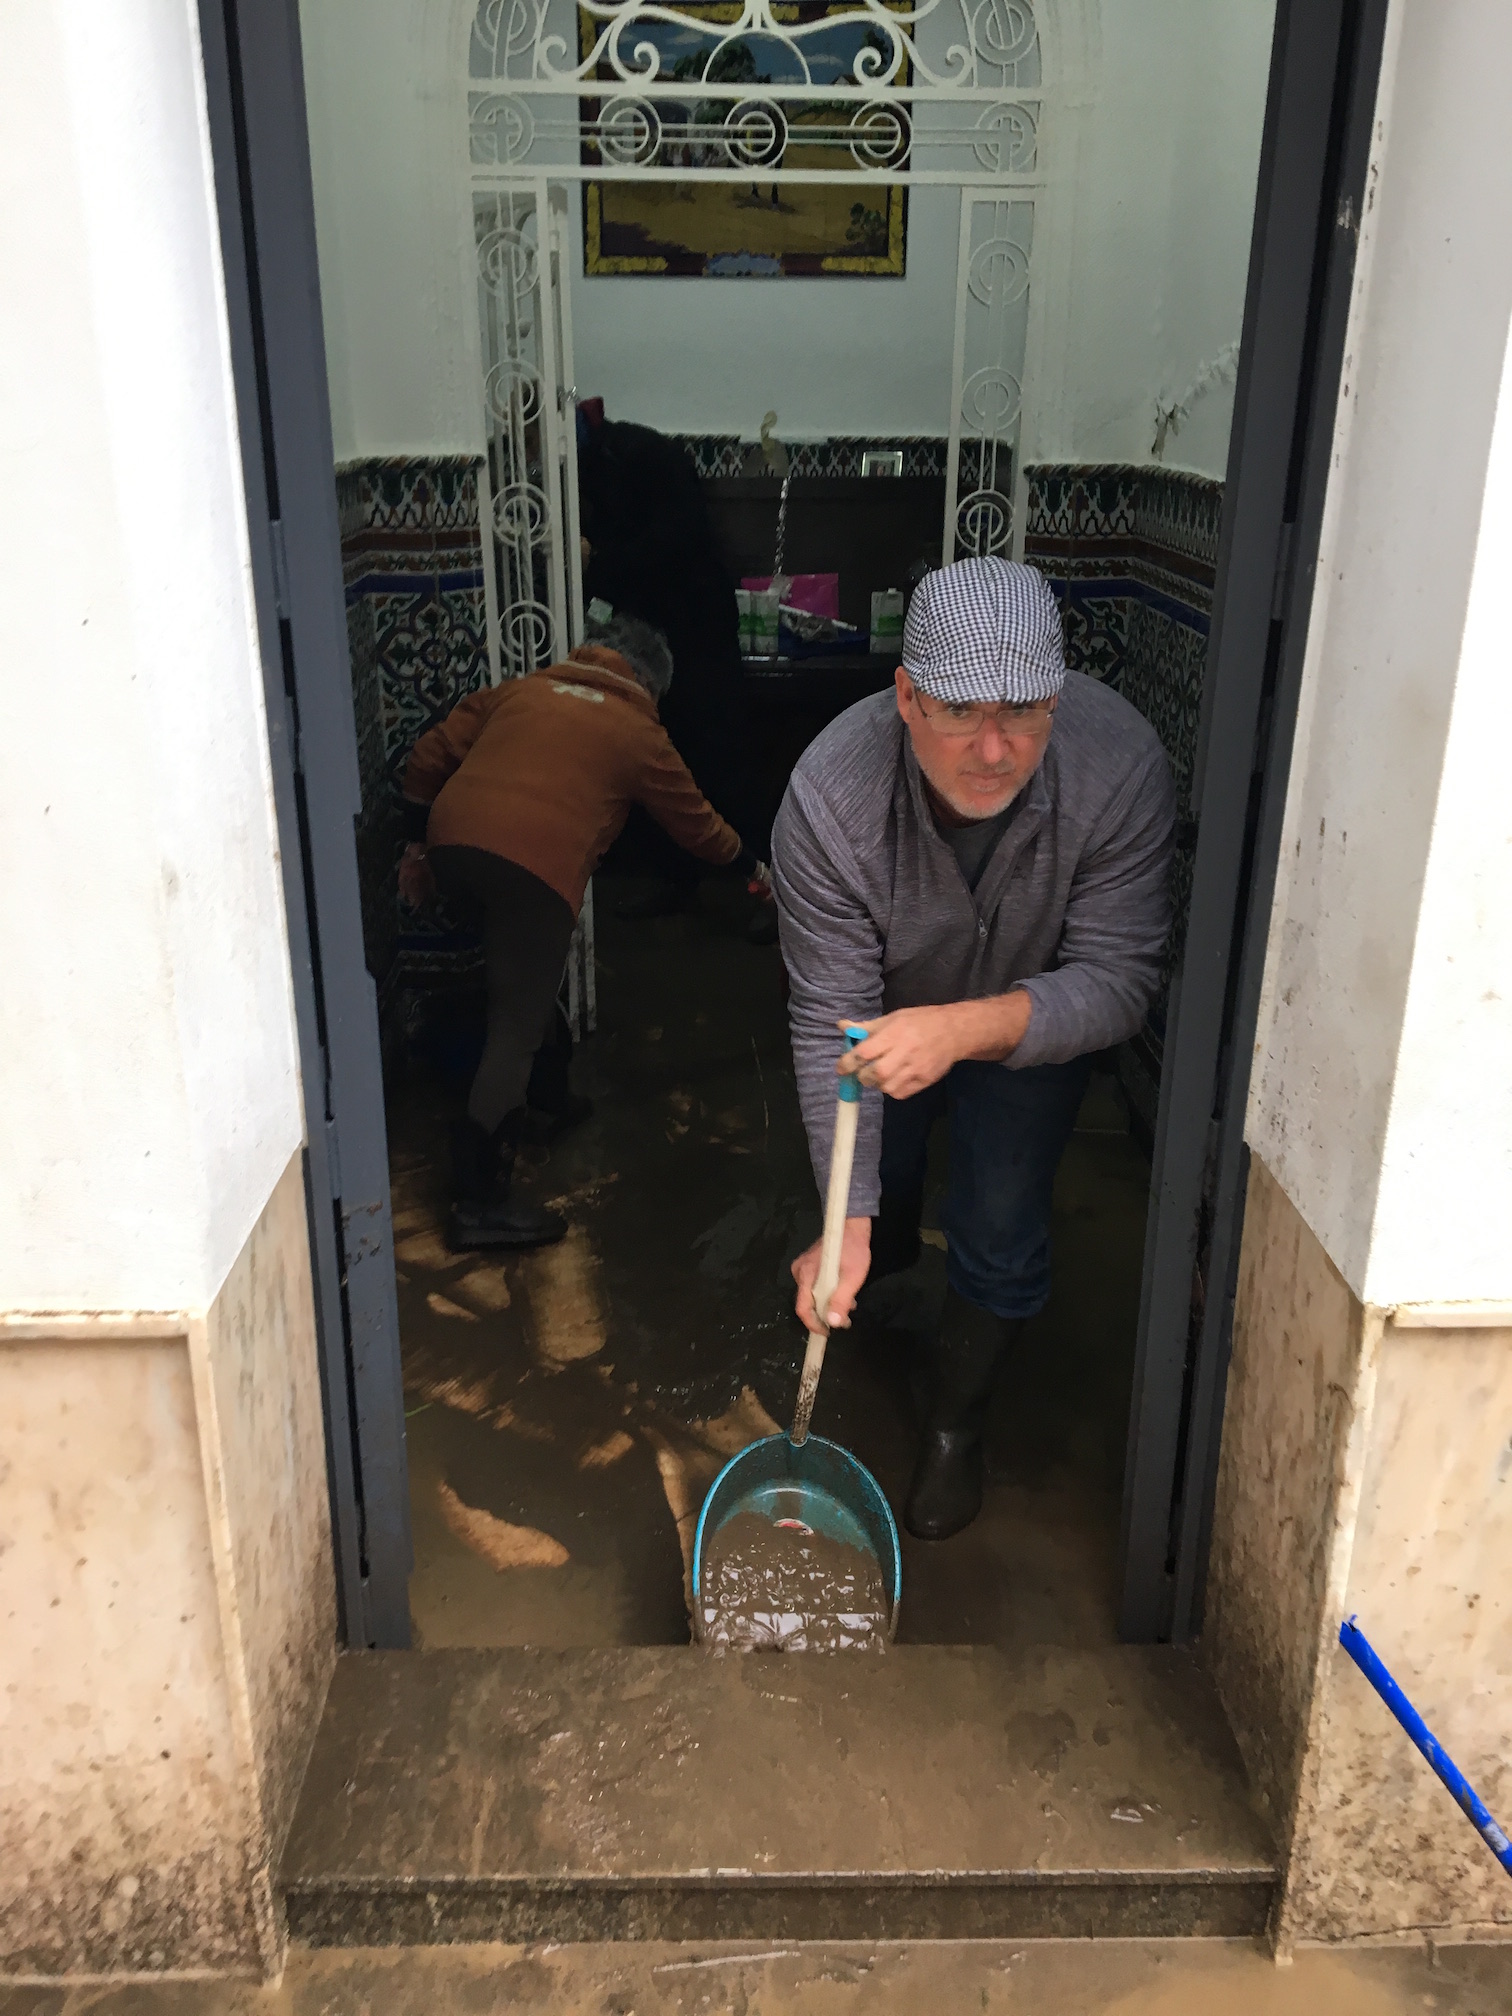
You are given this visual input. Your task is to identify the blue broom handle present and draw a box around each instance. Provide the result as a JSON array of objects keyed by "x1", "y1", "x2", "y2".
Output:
[{"x1": 1339, "y1": 1616, "x2": 1512, "y2": 1878}]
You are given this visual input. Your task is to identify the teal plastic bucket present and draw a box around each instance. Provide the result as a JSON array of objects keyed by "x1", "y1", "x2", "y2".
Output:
[{"x1": 691, "y1": 1432, "x2": 902, "y2": 1643}]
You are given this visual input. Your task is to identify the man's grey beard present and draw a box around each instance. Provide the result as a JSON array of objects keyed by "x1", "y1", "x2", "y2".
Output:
[{"x1": 927, "y1": 769, "x2": 1027, "y2": 824}]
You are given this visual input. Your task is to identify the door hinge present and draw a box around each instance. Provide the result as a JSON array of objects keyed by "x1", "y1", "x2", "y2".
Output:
[
  {"x1": 1270, "y1": 520, "x2": 1295, "y2": 621},
  {"x1": 324, "y1": 1115, "x2": 342, "y2": 1200},
  {"x1": 269, "y1": 517, "x2": 291, "y2": 620},
  {"x1": 283, "y1": 693, "x2": 303, "y2": 778},
  {"x1": 1253, "y1": 689, "x2": 1275, "y2": 775}
]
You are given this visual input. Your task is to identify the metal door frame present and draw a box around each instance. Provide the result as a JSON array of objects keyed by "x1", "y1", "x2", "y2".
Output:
[
  {"x1": 1117, "y1": 0, "x2": 1391, "y2": 1641},
  {"x1": 195, "y1": 0, "x2": 1389, "y2": 1646},
  {"x1": 198, "y1": 0, "x2": 412, "y2": 1647}
]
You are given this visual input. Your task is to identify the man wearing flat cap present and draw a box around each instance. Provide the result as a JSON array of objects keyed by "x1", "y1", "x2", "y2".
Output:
[{"x1": 772, "y1": 556, "x2": 1175, "y2": 1541}]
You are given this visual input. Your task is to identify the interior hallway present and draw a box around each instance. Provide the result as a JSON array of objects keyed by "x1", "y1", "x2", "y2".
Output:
[{"x1": 388, "y1": 871, "x2": 1151, "y2": 1653}]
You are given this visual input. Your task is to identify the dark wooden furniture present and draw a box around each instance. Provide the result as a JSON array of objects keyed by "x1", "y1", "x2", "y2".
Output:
[
  {"x1": 739, "y1": 653, "x2": 897, "y2": 837},
  {"x1": 703, "y1": 474, "x2": 945, "y2": 632}
]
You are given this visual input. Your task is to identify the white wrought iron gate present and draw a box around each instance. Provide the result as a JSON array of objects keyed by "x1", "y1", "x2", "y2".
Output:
[
  {"x1": 946, "y1": 190, "x2": 1035, "y2": 565},
  {"x1": 474, "y1": 181, "x2": 585, "y2": 686},
  {"x1": 473, "y1": 179, "x2": 596, "y2": 1030},
  {"x1": 465, "y1": 0, "x2": 1056, "y2": 617}
]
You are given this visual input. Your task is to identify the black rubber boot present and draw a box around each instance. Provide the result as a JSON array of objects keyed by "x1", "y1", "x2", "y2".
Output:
[
  {"x1": 447, "y1": 1110, "x2": 568, "y2": 1251},
  {"x1": 904, "y1": 1288, "x2": 1024, "y2": 1541}
]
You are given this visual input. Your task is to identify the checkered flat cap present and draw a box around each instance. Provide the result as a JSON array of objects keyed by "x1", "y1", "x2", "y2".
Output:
[{"x1": 902, "y1": 557, "x2": 1067, "y2": 704}]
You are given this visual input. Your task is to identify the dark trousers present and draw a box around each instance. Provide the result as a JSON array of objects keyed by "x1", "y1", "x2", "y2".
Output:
[
  {"x1": 874, "y1": 1056, "x2": 1093, "y2": 1321},
  {"x1": 429, "y1": 847, "x2": 575, "y2": 1133}
]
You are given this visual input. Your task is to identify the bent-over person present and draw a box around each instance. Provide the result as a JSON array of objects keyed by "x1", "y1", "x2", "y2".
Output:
[{"x1": 402, "y1": 613, "x2": 756, "y2": 1251}]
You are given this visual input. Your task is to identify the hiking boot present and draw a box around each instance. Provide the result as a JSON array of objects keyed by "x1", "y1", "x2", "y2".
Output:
[
  {"x1": 904, "y1": 1289, "x2": 1023, "y2": 1541},
  {"x1": 447, "y1": 1111, "x2": 567, "y2": 1251}
]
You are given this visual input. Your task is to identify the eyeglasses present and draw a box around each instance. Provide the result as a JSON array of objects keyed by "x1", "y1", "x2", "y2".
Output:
[{"x1": 913, "y1": 692, "x2": 1057, "y2": 740}]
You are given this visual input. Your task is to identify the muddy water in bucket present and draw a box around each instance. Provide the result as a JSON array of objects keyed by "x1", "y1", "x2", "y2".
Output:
[
  {"x1": 700, "y1": 1511, "x2": 889, "y2": 1652},
  {"x1": 692, "y1": 1432, "x2": 902, "y2": 1653}
]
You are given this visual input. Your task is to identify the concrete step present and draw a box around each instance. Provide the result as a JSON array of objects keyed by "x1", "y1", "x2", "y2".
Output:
[{"x1": 282, "y1": 1645, "x2": 1276, "y2": 1944}]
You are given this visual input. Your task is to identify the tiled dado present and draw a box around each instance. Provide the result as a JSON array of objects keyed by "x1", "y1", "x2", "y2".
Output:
[
  {"x1": 1024, "y1": 461, "x2": 1222, "y2": 817},
  {"x1": 673, "y1": 434, "x2": 949, "y2": 480},
  {"x1": 337, "y1": 458, "x2": 490, "y2": 992},
  {"x1": 1024, "y1": 461, "x2": 1223, "y2": 1078}
]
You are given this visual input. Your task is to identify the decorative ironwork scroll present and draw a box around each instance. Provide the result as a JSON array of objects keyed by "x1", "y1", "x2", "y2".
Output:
[
  {"x1": 577, "y1": 3, "x2": 912, "y2": 274},
  {"x1": 467, "y1": 0, "x2": 1043, "y2": 185},
  {"x1": 475, "y1": 188, "x2": 573, "y2": 678},
  {"x1": 472, "y1": 0, "x2": 1039, "y2": 90},
  {"x1": 946, "y1": 192, "x2": 1033, "y2": 558}
]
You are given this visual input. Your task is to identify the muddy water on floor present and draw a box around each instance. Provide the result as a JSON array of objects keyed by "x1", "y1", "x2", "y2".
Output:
[
  {"x1": 699, "y1": 1511, "x2": 889, "y2": 1652},
  {"x1": 389, "y1": 878, "x2": 1152, "y2": 1652},
  {"x1": 16, "y1": 1935, "x2": 1507, "y2": 2014}
]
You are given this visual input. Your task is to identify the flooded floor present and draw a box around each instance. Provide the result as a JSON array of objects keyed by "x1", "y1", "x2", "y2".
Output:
[
  {"x1": 7, "y1": 1937, "x2": 1507, "y2": 2015},
  {"x1": 389, "y1": 875, "x2": 1150, "y2": 1653}
]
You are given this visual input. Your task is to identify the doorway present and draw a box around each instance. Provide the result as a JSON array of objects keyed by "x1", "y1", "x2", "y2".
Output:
[{"x1": 206, "y1": 0, "x2": 1385, "y2": 1657}]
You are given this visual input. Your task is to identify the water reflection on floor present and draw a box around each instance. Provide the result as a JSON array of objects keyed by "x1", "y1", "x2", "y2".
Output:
[{"x1": 388, "y1": 876, "x2": 1150, "y2": 1653}]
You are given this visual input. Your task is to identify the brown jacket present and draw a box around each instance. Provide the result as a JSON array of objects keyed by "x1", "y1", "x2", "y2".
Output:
[{"x1": 402, "y1": 647, "x2": 742, "y2": 913}]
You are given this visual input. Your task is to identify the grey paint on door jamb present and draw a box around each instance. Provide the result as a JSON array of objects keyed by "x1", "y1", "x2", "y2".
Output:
[
  {"x1": 1118, "y1": 0, "x2": 1391, "y2": 1642},
  {"x1": 197, "y1": 0, "x2": 413, "y2": 1648}
]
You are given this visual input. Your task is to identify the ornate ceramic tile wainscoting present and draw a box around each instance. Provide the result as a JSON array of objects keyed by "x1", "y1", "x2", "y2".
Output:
[
  {"x1": 676, "y1": 433, "x2": 1003, "y2": 498},
  {"x1": 673, "y1": 434, "x2": 949, "y2": 480},
  {"x1": 1025, "y1": 463, "x2": 1224, "y2": 1138},
  {"x1": 338, "y1": 457, "x2": 490, "y2": 1000}
]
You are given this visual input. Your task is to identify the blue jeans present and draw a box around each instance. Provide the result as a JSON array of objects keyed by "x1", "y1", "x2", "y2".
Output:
[{"x1": 876, "y1": 1056, "x2": 1093, "y2": 1321}]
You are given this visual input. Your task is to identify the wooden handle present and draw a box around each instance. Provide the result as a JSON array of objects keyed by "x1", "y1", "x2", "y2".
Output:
[
  {"x1": 791, "y1": 1091, "x2": 860, "y2": 1445},
  {"x1": 812, "y1": 1094, "x2": 859, "y2": 1320}
]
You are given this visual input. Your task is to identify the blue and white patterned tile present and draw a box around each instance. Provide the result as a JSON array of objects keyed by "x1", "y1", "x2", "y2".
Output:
[
  {"x1": 339, "y1": 456, "x2": 492, "y2": 988},
  {"x1": 1025, "y1": 461, "x2": 1224, "y2": 1055},
  {"x1": 672, "y1": 434, "x2": 949, "y2": 480},
  {"x1": 1123, "y1": 600, "x2": 1209, "y2": 819},
  {"x1": 1137, "y1": 467, "x2": 1224, "y2": 571},
  {"x1": 1055, "y1": 582, "x2": 1131, "y2": 686}
]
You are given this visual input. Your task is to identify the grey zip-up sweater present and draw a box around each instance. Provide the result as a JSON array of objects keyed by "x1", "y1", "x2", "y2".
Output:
[{"x1": 771, "y1": 674, "x2": 1176, "y2": 1214}]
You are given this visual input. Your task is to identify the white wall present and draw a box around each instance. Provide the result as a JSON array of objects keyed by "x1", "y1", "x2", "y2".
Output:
[
  {"x1": 0, "y1": 1, "x2": 303, "y2": 1314},
  {"x1": 301, "y1": 0, "x2": 479, "y2": 462},
  {"x1": 300, "y1": 0, "x2": 1274, "y2": 473},
  {"x1": 1033, "y1": 0, "x2": 1275, "y2": 473},
  {"x1": 567, "y1": 185, "x2": 960, "y2": 441},
  {"x1": 1247, "y1": 0, "x2": 1512, "y2": 1308}
]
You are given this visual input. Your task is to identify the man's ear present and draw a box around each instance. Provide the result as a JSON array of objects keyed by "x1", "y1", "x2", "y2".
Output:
[{"x1": 894, "y1": 666, "x2": 913, "y2": 721}]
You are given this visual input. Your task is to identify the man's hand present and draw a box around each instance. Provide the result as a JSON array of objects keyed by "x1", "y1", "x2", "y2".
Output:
[
  {"x1": 841, "y1": 992, "x2": 1033, "y2": 1101},
  {"x1": 398, "y1": 843, "x2": 438, "y2": 911},
  {"x1": 792, "y1": 1216, "x2": 872, "y2": 1331}
]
